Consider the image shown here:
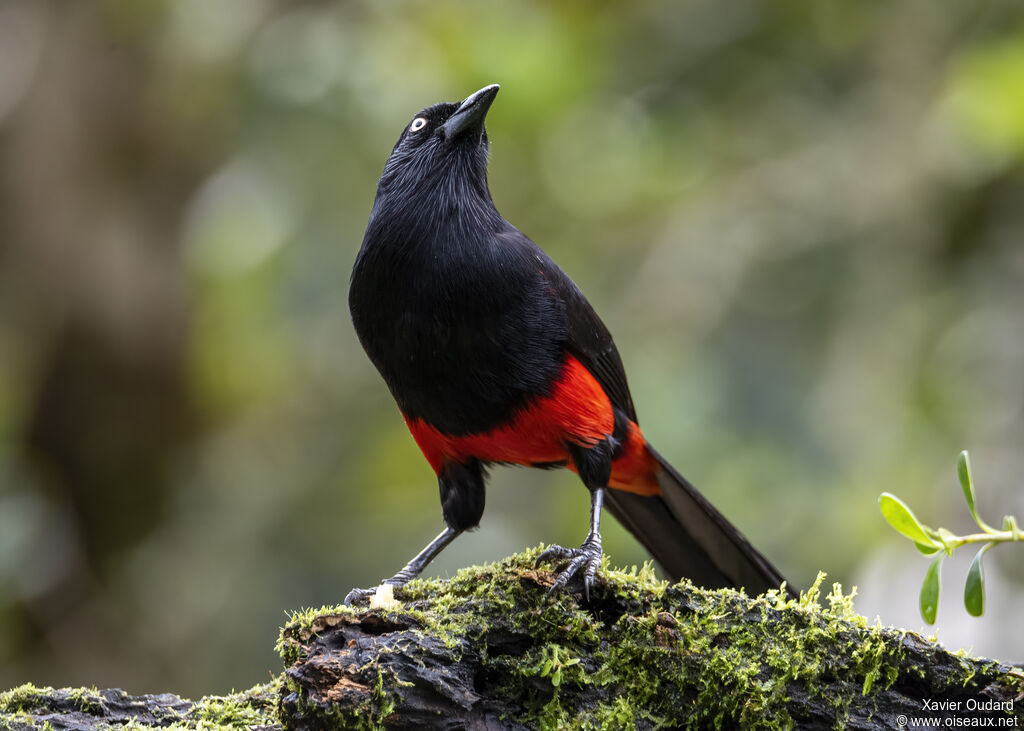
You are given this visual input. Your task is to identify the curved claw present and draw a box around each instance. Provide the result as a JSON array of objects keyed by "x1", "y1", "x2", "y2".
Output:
[
  {"x1": 343, "y1": 527, "x2": 460, "y2": 606},
  {"x1": 535, "y1": 544, "x2": 576, "y2": 566},
  {"x1": 344, "y1": 586, "x2": 376, "y2": 605},
  {"x1": 536, "y1": 536, "x2": 603, "y2": 600}
]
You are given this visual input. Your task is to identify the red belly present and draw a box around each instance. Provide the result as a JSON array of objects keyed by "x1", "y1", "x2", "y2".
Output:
[{"x1": 404, "y1": 355, "x2": 660, "y2": 496}]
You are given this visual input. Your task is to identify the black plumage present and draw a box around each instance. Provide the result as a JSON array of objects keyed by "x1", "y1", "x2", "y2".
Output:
[{"x1": 347, "y1": 84, "x2": 793, "y2": 602}]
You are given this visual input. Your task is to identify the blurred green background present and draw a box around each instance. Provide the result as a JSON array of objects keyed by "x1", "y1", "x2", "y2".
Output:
[{"x1": 1, "y1": 0, "x2": 1023, "y2": 696}]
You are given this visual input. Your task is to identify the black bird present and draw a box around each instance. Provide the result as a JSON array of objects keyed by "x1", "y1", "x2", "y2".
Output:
[{"x1": 346, "y1": 84, "x2": 791, "y2": 602}]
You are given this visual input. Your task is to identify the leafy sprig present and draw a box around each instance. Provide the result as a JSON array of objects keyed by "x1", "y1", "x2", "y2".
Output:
[{"x1": 878, "y1": 451, "x2": 1022, "y2": 624}]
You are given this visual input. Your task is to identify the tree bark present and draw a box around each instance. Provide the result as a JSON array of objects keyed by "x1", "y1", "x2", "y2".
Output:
[
  {"x1": 0, "y1": 684, "x2": 279, "y2": 731},
  {"x1": 278, "y1": 552, "x2": 1024, "y2": 730},
  {"x1": 3, "y1": 552, "x2": 1022, "y2": 730}
]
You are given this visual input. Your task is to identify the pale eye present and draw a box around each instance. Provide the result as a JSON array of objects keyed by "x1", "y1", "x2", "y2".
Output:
[{"x1": 409, "y1": 117, "x2": 428, "y2": 132}]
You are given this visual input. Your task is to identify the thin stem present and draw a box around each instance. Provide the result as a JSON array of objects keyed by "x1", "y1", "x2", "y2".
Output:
[{"x1": 930, "y1": 526, "x2": 1021, "y2": 551}]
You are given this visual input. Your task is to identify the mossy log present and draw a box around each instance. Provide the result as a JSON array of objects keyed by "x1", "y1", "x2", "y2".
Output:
[
  {"x1": 278, "y1": 549, "x2": 1023, "y2": 730},
  {"x1": 3, "y1": 550, "x2": 1023, "y2": 731},
  {"x1": 0, "y1": 682, "x2": 280, "y2": 731}
]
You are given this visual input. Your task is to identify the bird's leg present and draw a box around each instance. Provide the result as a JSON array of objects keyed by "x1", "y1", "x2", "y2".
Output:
[
  {"x1": 344, "y1": 526, "x2": 459, "y2": 605},
  {"x1": 536, "y1": 487, "x2": 604, "y2": 600}
]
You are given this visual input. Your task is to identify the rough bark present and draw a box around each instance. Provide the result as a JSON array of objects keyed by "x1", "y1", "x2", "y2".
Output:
[
  {"x1": 0, "y1": 683, "x2": 280, "y2": 731},
  {"x1": 3, "y1": 552, "x2": 1023, "y2": 730},
  {"x1": 277, "y1": 551, "x2": 1024, "y2": 730}
]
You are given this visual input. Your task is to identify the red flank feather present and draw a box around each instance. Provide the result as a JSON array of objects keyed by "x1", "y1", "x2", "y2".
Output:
[{"x1": 404, "y1": 355, "x2": 660, "y2": 496}]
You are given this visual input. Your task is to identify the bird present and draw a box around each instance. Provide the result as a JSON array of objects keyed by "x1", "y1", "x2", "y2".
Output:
[{"x1": 346, "y1": 84, "x2": 792, "y2": 603}]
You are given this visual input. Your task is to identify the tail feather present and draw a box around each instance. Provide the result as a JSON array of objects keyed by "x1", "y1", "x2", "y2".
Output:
[{"x1": 603, "y1": 444, "x2": 795, "y2": 597}]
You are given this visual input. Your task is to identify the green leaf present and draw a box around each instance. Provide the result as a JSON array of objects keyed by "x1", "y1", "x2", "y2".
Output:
[
  {"x1": 957, "y1": 451, "x2": 974, "y2": 508},
  {"x1": 958, "y1": 451, "x2": 992, "y2": 532},
  {"x1": 914, "y1": 542, "x2": 941, "y2": 556},
  {"x1": 920, "y1": 555, "x2": 942, "y2": 624},
  {"x1": 964, "y1": 546, "x2": 988, "y2": 617},
  {"x1": 879, "y1": 493, "x2": 938, "y2": 548}
]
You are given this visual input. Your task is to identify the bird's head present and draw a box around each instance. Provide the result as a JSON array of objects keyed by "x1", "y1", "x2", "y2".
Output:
[{"x1": 374, "y1": 84, "x2": 500, "y2": 209}]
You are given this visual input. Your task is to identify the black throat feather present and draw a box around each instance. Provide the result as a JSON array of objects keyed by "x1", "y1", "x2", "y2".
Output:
[{"x1": 350, "y1": 131, "x2": 567, "y2": 436}]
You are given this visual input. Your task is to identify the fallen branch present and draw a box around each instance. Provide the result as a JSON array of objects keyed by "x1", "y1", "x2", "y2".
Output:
[
  {"x1": 278, "y1": 549, "x2": 1024, "y2": 729},
  {"x1": 3, "y1": 550, "x2": 1022, "y2": 730}
]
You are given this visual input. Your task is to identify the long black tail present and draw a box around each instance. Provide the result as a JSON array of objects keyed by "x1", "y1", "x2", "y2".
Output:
[{"x1": 603, "y1": 444, "x2": 796, "y2": 597}]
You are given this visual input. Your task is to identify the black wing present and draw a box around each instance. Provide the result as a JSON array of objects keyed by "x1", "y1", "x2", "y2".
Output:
[
  {"x1": 497, "y1": 227, "x2": 636, "y2": 422},
  {"x1": 496, "y1": 229, "x2": 795, "y2": 595}
]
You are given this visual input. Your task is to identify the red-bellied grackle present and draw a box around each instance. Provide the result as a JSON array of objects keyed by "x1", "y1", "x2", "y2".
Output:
[{"x1": 346, "y1": 84, "x2": 792, "y2": 603}]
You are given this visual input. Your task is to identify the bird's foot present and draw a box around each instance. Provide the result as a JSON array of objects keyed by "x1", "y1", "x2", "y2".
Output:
[
  {"x1": 344, "y1": 586, "x2": 376, "y2": 605},
  {"x1": 344, "y1": 579, "x2": 405, "y2": 606},
  {"x1": 536, "y1": 533, "x2": 603, "y2": 600},
  {"x1": 344, "y1": 528, "x2": 460, "y2": 606}
]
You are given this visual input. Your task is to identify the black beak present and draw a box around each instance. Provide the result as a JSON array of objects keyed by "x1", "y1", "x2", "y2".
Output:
[{"x1": 443, "y1": 84, "x2": 500, "y2": 140}]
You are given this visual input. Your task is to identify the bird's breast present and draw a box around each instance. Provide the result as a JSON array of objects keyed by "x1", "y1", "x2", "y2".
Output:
[{"x1": 350, "y1": 235, "x2": 567, "y2": 436}]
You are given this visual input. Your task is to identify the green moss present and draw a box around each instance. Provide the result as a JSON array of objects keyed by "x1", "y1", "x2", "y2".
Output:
[
  {"x1": 0, "y1": 684, "x2": 48, "y2": 715},
  {"x1": 6, "y1": 549, "x2": 1016, "y2": 731},
  {"x1": 0, "y1": 680, "x2": 281, "y2": 731},
  {"x1": 280, "y1": 548, "x2": 1022, "y2": 729},
  {"x1": 277, "y1": 603, "x2": 362, "y2": 666},
  {"x1": 0, "y1": 684, "x2": 103, "y2": 717},
  {"x1": 65, "y1": 687, "x2": 104, "y2": 716},
  {"x1": 186, "y1": 680, "x2": 279, "y2": 729}
]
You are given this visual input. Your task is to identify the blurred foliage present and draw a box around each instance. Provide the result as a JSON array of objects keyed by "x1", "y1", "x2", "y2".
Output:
[{"x1": 0, "y1": 0, "x2": 1023, "y2": 696}]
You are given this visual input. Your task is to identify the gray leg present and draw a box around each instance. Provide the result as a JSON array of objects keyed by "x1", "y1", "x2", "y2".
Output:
[
  {"x1": 536, "y1": 487, "x2": 605, "y2": 600},
  {"x1": 345, "y1": 527, "x2": 460, "y2": 605}
]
